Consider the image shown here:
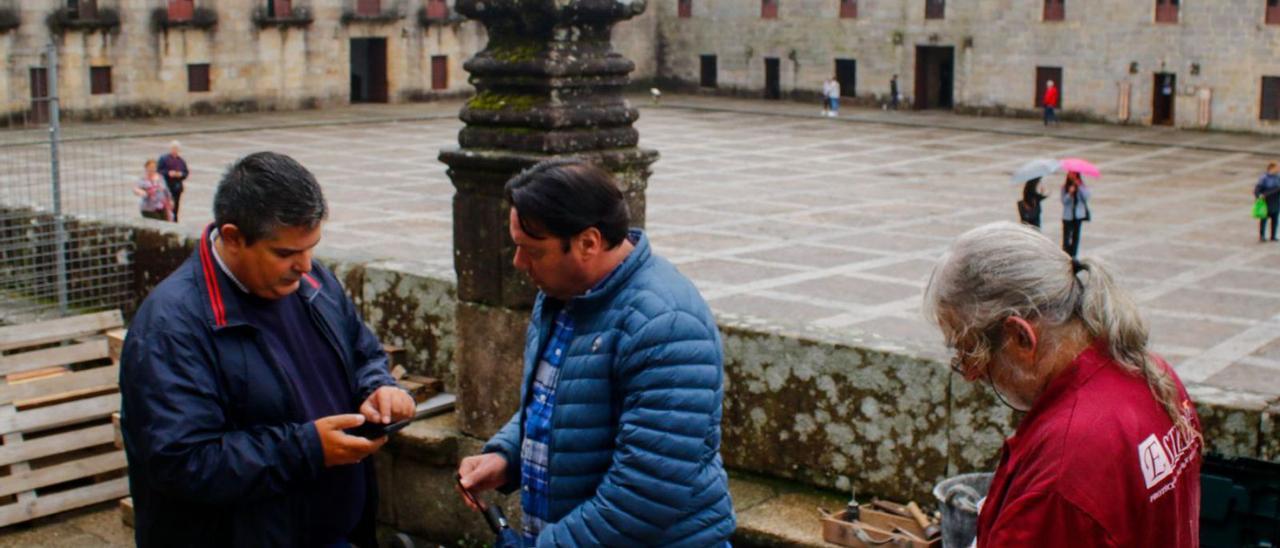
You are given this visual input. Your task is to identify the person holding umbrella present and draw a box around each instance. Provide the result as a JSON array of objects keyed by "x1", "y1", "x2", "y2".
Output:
[
  {"x1": 1255, "y1": 162, "x2": 1280, "y2": 242},
  {"x1": 1012, "y1": 159, "x2": 1060, "y2": 229},
  {"x1": 1058, "y1": 158, "x2": 1098, "y2": 258}
]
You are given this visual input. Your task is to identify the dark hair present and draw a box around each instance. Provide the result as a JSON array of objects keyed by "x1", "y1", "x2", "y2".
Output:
[
  {"x1": 213, "y1": 152, "x2": 328, "y2": 245},
  {"x1": 1021, "y1": 177, "x2": 1044, "y2": 203},
  {"x1": 504, "y1": 159, "x2": 630, "y2": 251}
]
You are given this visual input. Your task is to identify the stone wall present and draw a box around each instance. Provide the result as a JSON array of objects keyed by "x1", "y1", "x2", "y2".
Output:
[
  {"x1": 120, "y1": 221, "x2": 1280, "y2": 504},
  {"x1": 653, "y1": 0, "x2": 1280, "y2": 133}
]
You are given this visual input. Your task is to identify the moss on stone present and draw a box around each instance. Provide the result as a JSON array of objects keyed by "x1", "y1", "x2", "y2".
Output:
[{"x1": 466, "y1": 91, "x2": 540, "y2": 112}]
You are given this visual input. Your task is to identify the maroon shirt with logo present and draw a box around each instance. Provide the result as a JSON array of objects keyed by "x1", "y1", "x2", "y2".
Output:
[{"x1": 977, "y1": 343, "x2": 1201, "y2": 547}]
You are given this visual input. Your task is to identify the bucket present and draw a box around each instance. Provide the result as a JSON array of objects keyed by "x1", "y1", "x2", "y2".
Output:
[{"x1": 932, "y1": 472, "x2": 994, "y2": 548}]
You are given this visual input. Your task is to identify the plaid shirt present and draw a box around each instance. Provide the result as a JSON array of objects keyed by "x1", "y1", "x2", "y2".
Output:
[{"x1": 520, "y1": 308, "x2": 575, "y2": 545}]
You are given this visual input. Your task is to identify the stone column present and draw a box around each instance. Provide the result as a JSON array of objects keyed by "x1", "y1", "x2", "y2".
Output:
[{"x1": 442, "y1": 0, "x2": 657, "y2": 438}]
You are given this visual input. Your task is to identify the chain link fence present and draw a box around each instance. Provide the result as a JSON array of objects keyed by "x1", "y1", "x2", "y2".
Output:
[{"x1": 0, "y1": 43, "x2": 135, "y2": 324}]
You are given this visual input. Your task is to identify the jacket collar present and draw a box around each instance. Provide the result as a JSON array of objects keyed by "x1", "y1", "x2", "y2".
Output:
[
  {"x1": 1008, "y1": 341, "x2": 1110, "y2": 447},
  {"x1": 195, "y1": 223, "x2": 324, "y2": 329}
]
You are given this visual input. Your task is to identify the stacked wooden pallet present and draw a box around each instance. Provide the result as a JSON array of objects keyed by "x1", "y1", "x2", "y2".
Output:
[{"x1": 0, "y1": 310, "x2": 128, "y2": 528}]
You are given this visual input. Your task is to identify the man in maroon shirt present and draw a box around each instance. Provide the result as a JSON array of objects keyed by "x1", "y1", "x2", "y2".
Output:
[{"x1": 924, "y1": 222, "x2": 1201, "y2": 547}]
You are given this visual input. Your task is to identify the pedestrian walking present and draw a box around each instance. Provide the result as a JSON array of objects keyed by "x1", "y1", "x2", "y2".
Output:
[
  {"x1": 827, "y1": 76, "x2": 841, "y2": 117},
  {"x1": 1255, "y1": 162, "x2": 1280, "y2": 242},
  {"x1": 1061, "y1": 171, "x2": 1091, "y2": 257},
  {"x1": 890, "y1": 74, "x2": 900, "y2": 110},
  {"x1": 1043, "y1": 81, "x2": 1059, "y2": 127},
  {"x1": 1017, "y1": 177, "x2": 1048, "y2": 229},
  {"x1": 158, "y1": 140, "x2": 189, "y2": 222},
  {"x1": 821, "y1": 78, "x2": 834, "y2": 116},
  {"x1": 133, "y1": 159, "x2": 173, "y2": 222}
]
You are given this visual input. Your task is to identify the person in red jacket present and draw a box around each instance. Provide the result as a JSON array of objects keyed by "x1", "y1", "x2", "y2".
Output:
[
  {"x1": 1043, "y1": 81, "x2": 1060, "y2": 127},
  {"x1": 924, "y1": 222, "x2": 1201, "y2": 547}
]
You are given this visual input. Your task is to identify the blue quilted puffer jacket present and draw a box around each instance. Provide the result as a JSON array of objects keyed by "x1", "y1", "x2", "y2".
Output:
[{"x1": 483, "y1": 230, "x2": 736, "y2": 547}]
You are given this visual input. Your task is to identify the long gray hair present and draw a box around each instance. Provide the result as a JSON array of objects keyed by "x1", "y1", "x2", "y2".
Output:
[{"x1": 923, "y1": 222, "x2": 1195, "y2": 436}]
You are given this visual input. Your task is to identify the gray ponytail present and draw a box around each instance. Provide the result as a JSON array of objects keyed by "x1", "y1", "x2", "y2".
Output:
[
  {"x1": 1075, "y1": 257, "x2": 1196, "y2": 438},
  {"x1": 925, "y1": 222, "x2": 1197, "y2": 437}
]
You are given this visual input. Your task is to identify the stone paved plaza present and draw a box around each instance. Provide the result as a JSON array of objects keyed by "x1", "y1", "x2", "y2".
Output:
[{"x1": 9, "y1": 95, "x2": 1280, "y2": 398}]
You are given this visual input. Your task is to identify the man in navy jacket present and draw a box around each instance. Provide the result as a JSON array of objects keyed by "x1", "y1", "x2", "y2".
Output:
[{"x1": 120, "y1": 152, "x2": 414, "y2": 547}]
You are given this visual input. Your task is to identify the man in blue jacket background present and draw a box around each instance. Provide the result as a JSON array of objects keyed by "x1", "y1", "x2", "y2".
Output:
[
  {"x1": 120, "y1": 151, "x2": 415, "y2": 547},
  {"x1": 456, "y1": 160, "x2": 736, "y2": 546}
]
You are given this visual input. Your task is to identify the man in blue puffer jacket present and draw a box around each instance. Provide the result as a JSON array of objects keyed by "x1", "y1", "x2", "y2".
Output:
[{"x1": 457, "y1": 160, "x2": 736, "y2": 546}]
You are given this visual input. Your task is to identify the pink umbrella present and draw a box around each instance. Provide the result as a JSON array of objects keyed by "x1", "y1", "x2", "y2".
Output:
[{"x1": 1059, "y1": 158, "x2": 1101, "y2": 179}]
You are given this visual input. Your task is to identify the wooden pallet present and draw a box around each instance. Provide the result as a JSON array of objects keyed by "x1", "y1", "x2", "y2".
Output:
[{"x1": 0, "y1": 310, "x2": 129, "y2": 528}]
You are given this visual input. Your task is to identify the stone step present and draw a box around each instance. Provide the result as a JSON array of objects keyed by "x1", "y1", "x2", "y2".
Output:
[{"x1": 383, "y1": 412, "x2": 850, "y2": 547}]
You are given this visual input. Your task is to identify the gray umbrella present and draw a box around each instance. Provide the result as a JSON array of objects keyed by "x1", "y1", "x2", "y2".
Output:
[{"x1": 1010, "y1": 158, "x2": 1062, "y2": 184}]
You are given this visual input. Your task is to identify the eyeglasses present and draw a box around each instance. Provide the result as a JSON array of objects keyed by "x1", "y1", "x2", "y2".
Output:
[{"x1": 946, "y1": 325, "x2": 1001, "y2": 378}]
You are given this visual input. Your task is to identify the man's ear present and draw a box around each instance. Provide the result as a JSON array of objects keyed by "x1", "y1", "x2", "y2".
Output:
[
  {"x1": 220, "y1": 224, "x2": 245, "y2": 249},
  {"x1": 575, "y1": 227, "x2": 603, "y2": 258}
]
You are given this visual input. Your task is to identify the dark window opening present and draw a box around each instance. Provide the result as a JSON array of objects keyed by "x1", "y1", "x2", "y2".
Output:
[
  {"x1": 357, "y1": 0, "x2": 381, "y2": 16},
  {"x1": 840, "y1": 0, "x2": 858, "y2": 18},
  {"x1": 678, "y1": 0, "x2": 692, "y2": 18},
  {"x1": 431, "y1": 55, "x2": 448, "y2": 90},
  {"x1": 1044, "y1": 0, "x2": 1064, "y2": 21},
  {"x1": 90, "y1": 66, "x2": 112, "y2": 95},
  {"x1": 761, "y1": 0, "x2": 778, "y2": 19},
  {"x1": 1267, "y1": 0, "x2": 1280, "y2": 25},
  {"x1": 188, "y1": 64, "x2": 211, "y2": 92},
  {"x1": 266, "y1": 0, "x2": 292, "y2": 18},
  {"x1": 1035, "y1": 66, "x2": 1063, "y2": 108},
  {"x1": 168, "y1": 0, "x2": 194, "y2": 21},
  {"x1": 1155, "y1": 0, "x2": 1178, "y2": 23},
  {"x1": 926, "y1": 0, "x2": 945, "y2": 19},
  {"x1": 700, "y1": 55, "x2": 717, "y2": 88},
  {"x1": 426, "y1": 0, "x2": 448, "y2": 20},
  {"x1": 835, "y1": 59, "x2": 856, "y2": 97},
  {"x1": 1262, "y1": 76, "x2": 1280, "y2": 121}
]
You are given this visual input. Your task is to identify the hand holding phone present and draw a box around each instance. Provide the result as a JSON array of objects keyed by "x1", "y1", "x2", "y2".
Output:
[{"x1": 343, "y1": 417, "x2": 411, "y2": 440}]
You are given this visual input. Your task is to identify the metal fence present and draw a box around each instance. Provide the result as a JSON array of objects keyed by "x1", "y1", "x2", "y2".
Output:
[{"x1": 0, "y1": 43, "x2": 135, "y2": 324}]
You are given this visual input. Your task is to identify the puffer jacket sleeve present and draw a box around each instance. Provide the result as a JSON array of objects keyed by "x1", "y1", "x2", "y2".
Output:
[
  {"x1": 537, "y1": 309, "x2": 723, "y2": 546},
  {"x1": 121, "y1": 327, "x2": 325, "y2": 505}
]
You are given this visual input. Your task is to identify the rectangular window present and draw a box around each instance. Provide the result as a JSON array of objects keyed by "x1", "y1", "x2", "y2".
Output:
[
  {"x1": 761, "y1": 0, "x2": 778, "y2": 19},
  {"x1": 90, "y1": 66, "x2": 112, "y2": 95},
  {"x1": 835, "y1": 59, "x2": 856, "y2": 97},
  {"x1": 431, "y1": 55, "x2": 448, "y2": 90},
  {"x1": 1262, "y1": 76, "x2": 1280, "y2": 121},
  {"x1": 840, "y1": 0, "x2": 858, "y2": 18},
  {"x1": 188, "y1": 63, "x2": 211, "y2": 92},
  {"x1": 1044, "y1": 0, "x2": 1064, "y2": 21},
  {"x1": 926, "y1": 0, "x2": 945, "y2": 19},
  {"x1": 1035, "y1": 66, "x2": 1063, "y2": 108},
  {"x1": 266, "y1": 0, "x2": 292, "y2": 18},
  {"x1": 1155, "y1": 0, "x2": 1178, "y2": 23},
  {"x1": 426, "y1": 0, "x2": 448, "y2": 19},
  {"x1": 1267, "y1": 0, "x2": 1280, "y2": 25},
  {"x1": 700, "y1": 55, "x2": 717, "y2": 88},
  {"x1": 67, "y1": 0, "x2": 99, "y2": 19},
  {"x1": 168, "y1": 0, "x2": 194, "y2": 21},
  {"x1": 357, "y1": 0, "x2": 381, "y2": 16},
  {"x1": 678, "y1": 0, "x2": 692, "y2": 18}
]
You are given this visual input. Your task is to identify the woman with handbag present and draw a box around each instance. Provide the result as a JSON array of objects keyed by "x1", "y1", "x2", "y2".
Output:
[
  {"x1": 1254, "y1": 162, "x2": 1280, "y2": 242},
  {"x1": 1018, "y1": 178, "x2": 1049, "y2": 229},
  {"x1": 1061, "y1": 172, "x2": 1091, "y2": 257}
]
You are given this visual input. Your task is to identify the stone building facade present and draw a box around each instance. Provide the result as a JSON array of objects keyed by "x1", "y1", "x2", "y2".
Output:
[
  {"x1": 1, "y1": 0, "x2": 1277, "y2": 134},
  {"x1": 653, "y1": 0, "x2": 1280, "y2": 133},
  {"x1": 0, "y1": 0, "x2": 654, "y2": 121}
]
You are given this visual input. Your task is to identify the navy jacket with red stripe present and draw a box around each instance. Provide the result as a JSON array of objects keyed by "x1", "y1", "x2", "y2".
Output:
[{"x1": 119, "y1": 226, "x2": 396, "y2": 547}]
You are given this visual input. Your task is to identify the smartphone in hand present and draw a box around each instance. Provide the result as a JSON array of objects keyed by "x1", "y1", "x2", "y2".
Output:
[{"x1": 343, "y1": 418, "x2": 411, "y2": 439}]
